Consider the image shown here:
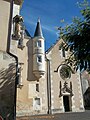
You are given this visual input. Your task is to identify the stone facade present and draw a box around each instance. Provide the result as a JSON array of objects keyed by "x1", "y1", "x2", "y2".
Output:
[{"x1": 46, "y1": 39, "x2": 85, "y2": 113}]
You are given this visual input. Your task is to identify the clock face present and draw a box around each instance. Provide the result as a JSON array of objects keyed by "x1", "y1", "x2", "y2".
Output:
[{"x1": 59, "y1": 65, "x2": 71, "y2": 80}]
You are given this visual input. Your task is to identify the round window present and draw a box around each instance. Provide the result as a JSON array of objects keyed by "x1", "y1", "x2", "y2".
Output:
[{"x1": 59, "y1": 65, "x2": 71, "y2": 80}]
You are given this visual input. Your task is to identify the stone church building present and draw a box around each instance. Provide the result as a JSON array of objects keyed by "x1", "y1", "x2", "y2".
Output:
[{"x1": 0, "y1": 0, "x2": 90, "y2": 119}]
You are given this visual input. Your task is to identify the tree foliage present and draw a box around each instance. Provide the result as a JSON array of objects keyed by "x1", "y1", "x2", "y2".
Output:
[{"x1": 58, "y1": 0, "x2": 90, "y2": 72}]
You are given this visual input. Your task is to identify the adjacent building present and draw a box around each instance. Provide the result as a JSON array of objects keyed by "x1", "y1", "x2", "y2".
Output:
[{"x1": 0, "y1": 0, "x2": 23, "y2": 119}]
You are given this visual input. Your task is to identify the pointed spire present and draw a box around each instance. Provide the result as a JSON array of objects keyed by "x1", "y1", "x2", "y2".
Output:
[
  {"x1": 38, "y1": 17, "x2": 40, "y2": 23},
  {"x1": 34, "y1": 18, "x2": 43, "y2": 37}
]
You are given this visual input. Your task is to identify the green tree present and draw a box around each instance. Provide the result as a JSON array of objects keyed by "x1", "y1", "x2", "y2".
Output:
[{"x1": 58, "y1": 0, "x2": 90, "y2": 72}]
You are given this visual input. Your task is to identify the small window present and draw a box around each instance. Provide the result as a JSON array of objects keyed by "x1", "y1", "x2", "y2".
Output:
[
  {"x1": 33, "y1": 98, "x2": 41, "y2": 110},
  {"x1": 35, "y1": 98, "x2": 40, "y2": 105},
  {"x1": 37, "y1": 41, "x2": 41, "y2": 47},
  {"x1": 35, "y1": 41, "x2": 41, "y2": 47},
  {"x1": 62, "y1": 47, "x2": 65, "y2": 57},
  {"x1": 36, "y1": 83, "x2": 39, "y2": 92},
  {"x1": 37, "y1": 56, "x2": 42, "y2": 63}
]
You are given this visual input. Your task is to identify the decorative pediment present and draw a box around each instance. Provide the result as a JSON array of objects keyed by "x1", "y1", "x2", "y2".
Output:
[{"x1": 59, "y1": 81, "x2": 73, "y2": 97}]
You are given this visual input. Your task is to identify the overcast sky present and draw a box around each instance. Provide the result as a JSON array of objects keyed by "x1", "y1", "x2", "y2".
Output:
[{"x1": 20, "y1": 0, "x2": 90, "y2": 50}]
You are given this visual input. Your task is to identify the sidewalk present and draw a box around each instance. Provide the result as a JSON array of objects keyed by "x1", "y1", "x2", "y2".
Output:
[{"x1": 17, "y1": 110, "x2": 90, "y2": 120}]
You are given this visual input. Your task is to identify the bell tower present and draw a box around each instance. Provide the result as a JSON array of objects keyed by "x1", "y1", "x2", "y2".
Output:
[{"x1": 33, "y1": 18, "x2": 45, "y2": 78}]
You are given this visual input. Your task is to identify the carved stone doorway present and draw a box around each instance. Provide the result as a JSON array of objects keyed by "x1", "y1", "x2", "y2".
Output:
[{"x1": 63, "y1": 96, "x2": 71, "y2": 112}]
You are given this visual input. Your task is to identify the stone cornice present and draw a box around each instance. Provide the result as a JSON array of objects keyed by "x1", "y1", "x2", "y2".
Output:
[
  {"x1": 4, "y1": 0, "x2": 24, "y2": 5},
  {"x1": 14, "y1": 0, "x2": 23, "y2": 5}
]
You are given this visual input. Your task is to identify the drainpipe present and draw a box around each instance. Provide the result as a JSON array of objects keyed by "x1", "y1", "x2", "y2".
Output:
[
  {"x1": 46, "y1": 58, "x2": 52, "y2": 114},
  {"x1": 6, "y1": 0, "x2": 18, "y2": 119}
]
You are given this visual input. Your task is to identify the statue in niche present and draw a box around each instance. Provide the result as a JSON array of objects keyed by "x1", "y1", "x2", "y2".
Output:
[
  {"x1": 13, "y1": 15, "x2": 25, "y2": 49},
  {"x1": 13, "y1": 15, "x2": 24, "y2": 39}
]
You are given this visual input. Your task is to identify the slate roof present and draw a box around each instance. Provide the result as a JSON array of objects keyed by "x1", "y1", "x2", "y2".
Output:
[{"x1": 34, "y1": 18, "x2": 43, "y2": 37}]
